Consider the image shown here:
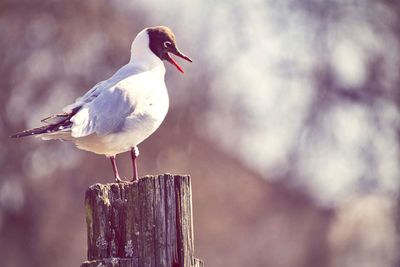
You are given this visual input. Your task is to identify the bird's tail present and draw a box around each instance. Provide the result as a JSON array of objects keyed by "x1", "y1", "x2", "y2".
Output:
[
  {"x1": 10, "y1": 125, "x2": 53, "y2": 138},
  {"x1": 10, "y1": 109, "x2": 79, "y2": 139}
]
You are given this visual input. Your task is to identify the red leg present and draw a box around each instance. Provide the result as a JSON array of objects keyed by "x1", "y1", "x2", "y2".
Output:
[
  {"x1": 110, "y1": 156, "x2": 122, "y2": 183},
  {"x1": 131, "y1": 146, "x2": 139, "y2": 181}
]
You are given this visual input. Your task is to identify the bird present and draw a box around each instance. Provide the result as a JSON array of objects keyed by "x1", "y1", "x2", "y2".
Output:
[{"x1": 11, "y1": 26, "x2": 192, "y2": 182}]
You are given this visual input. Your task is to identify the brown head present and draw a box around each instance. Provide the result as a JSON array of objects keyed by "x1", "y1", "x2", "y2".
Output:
[{"x1": 146, "y1": 26, "x2": 192, "y2": 73}]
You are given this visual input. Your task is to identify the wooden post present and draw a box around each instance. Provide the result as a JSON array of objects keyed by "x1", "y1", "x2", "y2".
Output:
[{"x1": 80, "y1": 174, "x2": 203, "y2": 267}]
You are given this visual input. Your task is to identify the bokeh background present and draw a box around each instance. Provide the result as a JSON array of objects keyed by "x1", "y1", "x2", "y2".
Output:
[{"x1": 1, "y1": 0, "x2": 400, "y2": 266}]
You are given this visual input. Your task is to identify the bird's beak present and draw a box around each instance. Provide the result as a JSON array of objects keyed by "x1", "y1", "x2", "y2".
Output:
[{"x1": 166, "y1": 49, "x2": 192, "y2": 74}]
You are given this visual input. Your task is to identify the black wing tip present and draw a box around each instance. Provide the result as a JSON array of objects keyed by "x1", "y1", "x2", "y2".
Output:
[
  {"x1": 10, "y1": 131, "x2": 24, "y2": 138},
  {"x1": 11, "y1": 110, "x2": 76, "y2": 139},
  {"x1": 10, "y1": 126, "x2": 50, "y2": 138},
  {"x1": 10, "y1": 131, "x2": 36, "y2": 138},
  {"x1": 41, "y1": 113, "x2": 69, "y2": 124}
]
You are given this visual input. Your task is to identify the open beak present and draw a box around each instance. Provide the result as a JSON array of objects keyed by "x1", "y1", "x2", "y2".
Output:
[{"x1": 165, "y1": 49, "x2": 192, "y2": 74}]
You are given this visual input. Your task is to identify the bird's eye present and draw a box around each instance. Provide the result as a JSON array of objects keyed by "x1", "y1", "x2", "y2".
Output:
[{"x1": 163, "y1": 41, "x2": 172, "y2": 48}]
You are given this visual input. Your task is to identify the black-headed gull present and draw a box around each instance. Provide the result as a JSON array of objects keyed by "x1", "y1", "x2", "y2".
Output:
[{"x1": 11, "y1": 26, "x2": 192, "y2": 182}]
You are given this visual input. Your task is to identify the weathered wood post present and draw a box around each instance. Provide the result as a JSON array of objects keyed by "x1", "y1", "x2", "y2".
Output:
[{"x1": 80, "y1": 174, "x2": 203, "y2": 267}]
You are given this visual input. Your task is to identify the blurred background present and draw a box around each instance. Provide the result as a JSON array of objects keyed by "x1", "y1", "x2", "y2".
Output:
[{"x1": 1, "y1": 0, "x2": 399, "y2": 266}]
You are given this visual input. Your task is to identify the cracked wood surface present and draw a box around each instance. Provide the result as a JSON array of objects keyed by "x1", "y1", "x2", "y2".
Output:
[{"x1": 80, "y1": 174, "x2": 203, "y2": 267}]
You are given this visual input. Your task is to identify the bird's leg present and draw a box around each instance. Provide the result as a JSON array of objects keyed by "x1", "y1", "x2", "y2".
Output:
[
  {"x1": 110, "y1": 155, "x2": 122, "y2": 183},
  {"x1": 131, "y1": 146, "x2": 140, "y2": 181}
]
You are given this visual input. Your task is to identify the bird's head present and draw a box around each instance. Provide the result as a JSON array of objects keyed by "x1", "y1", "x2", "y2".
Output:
[{"x1": 146, "y1": 26, "x2": 192, "y2": 73}]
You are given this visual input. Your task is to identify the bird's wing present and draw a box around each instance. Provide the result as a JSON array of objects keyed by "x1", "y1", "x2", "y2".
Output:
[
  {"x1": 69, "y1": 73, "x2": 152, "y2": 138},
  {"x1": 62, "y1": 63, "x2": 139, "y2": 113},
  {"x1": 62, "y1": 81, "x2": 105, "y2": 113},
  {"x1": 11, "y1": 64, "x2": 147, "y2": 139}
]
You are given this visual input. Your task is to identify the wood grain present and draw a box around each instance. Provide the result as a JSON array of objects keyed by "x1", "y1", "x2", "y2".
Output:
[{"x1": 80, "y1": 174, "x2": 203, "y2": 267}]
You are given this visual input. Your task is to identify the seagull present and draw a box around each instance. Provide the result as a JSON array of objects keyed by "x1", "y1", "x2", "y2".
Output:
[{"x1": 11, "y1": 26, "x2": 192, "y2": 182}]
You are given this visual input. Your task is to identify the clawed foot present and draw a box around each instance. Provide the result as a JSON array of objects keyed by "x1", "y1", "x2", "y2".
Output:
[{"x1": 116, "y1": 176, "x2": 133, "y2": 183}]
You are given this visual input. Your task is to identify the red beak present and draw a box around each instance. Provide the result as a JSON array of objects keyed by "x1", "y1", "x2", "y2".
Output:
[{"x1": 166, "y1": 50, "x2": 192, "y2": 73}]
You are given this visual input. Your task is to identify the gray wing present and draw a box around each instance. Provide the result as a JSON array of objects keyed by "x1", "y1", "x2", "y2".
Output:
[
  {"x1": 63, "y1": 63, "x2": 141, "y2": 113},
  {"x1": 36, "y1": 64, "x2": 144, "y2": 138},
  {"x1": 70, "y1": 87, "x2": 135, "y2": 137},
  {"x1": 62, "y1": 81, "x2": 104, "y2": 113}
]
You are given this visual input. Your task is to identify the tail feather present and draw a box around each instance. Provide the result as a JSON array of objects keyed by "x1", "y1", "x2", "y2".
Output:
[{"x1": 11, "y1": 107, "x2": 80, "y2": 138}]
